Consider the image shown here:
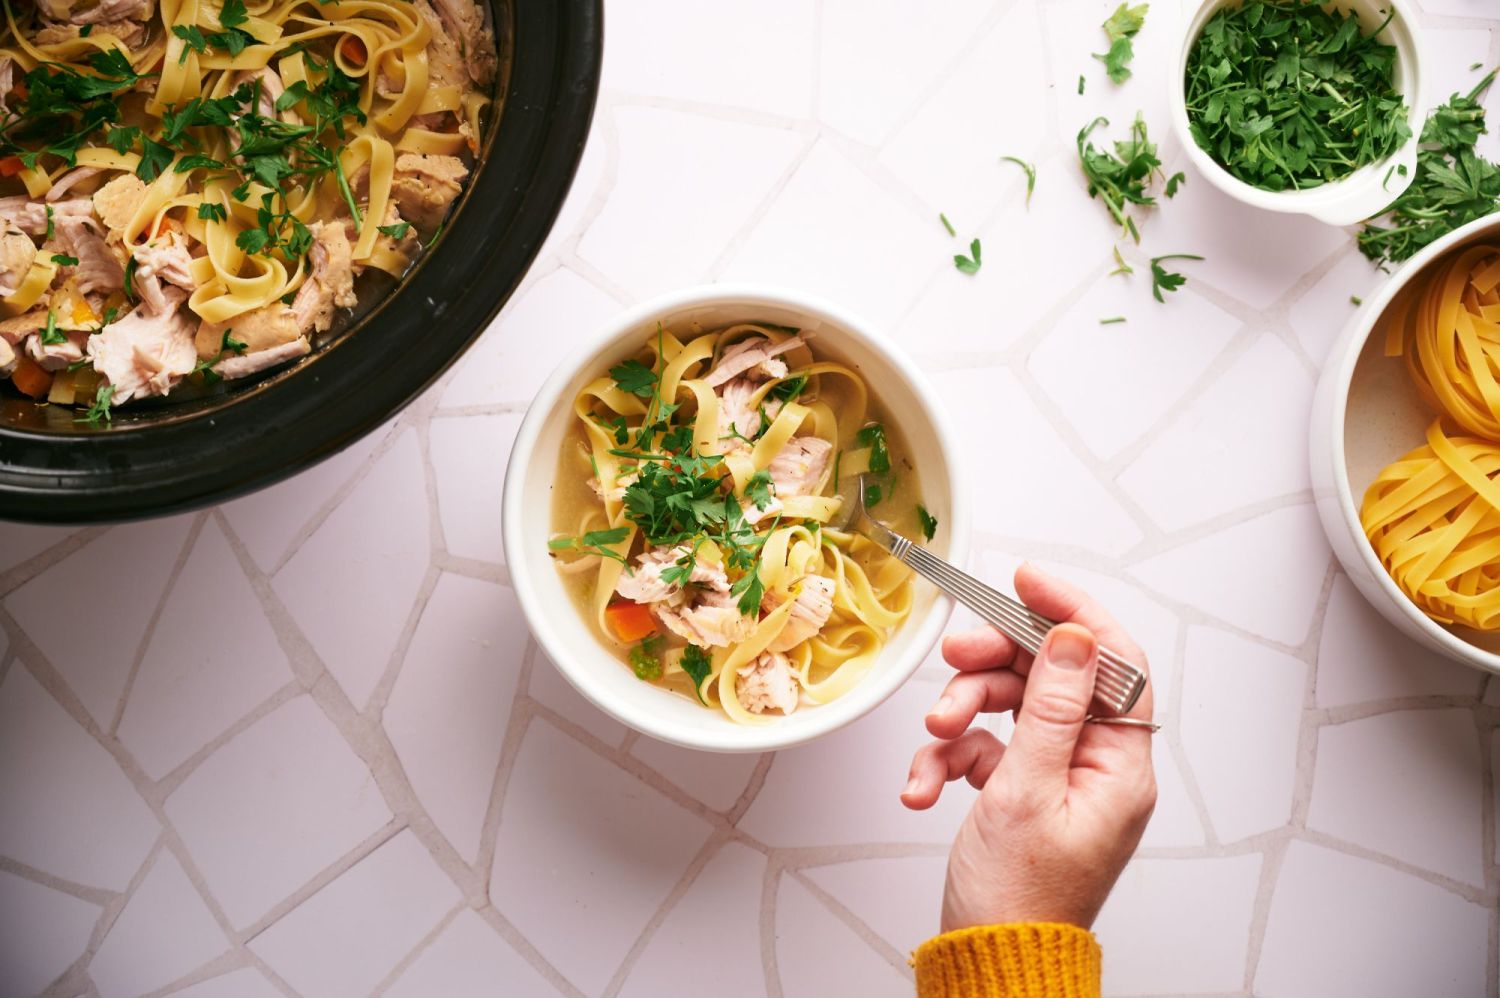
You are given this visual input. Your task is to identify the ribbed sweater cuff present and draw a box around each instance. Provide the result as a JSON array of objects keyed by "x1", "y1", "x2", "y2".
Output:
[{"x1": 912, "y1": 923, "x2": 1102, "y2": 998}]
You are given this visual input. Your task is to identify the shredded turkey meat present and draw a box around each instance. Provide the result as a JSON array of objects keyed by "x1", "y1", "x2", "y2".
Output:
[
  {"x1": 87, "y1": 288, "x2": 198, "y2": 403},
  {"x1": 736, "y1": 652, "x2": 801, "y2": 715}
]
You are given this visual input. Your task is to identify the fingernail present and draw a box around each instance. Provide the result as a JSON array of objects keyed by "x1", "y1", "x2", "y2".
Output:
[
  {"x1": 929, "y1": 695, "x2": 953, "y2": 717},
  {"x1": 902, "y1": 777, "x2": 918, "y2": 796},
  {"x1": 1046, "y1": 627, "x2": 1095, "y2": 671}
]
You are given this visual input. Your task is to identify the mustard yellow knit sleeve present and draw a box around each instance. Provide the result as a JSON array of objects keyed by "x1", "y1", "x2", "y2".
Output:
[{"x1": 912, "y1": 923, "x2": 1101, "y2": 998}]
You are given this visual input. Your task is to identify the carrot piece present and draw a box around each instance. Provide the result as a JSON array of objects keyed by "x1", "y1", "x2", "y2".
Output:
[
  {"x1": 0, "y1": 156, "x2": 24, "y2": 177},
  {"x1": 605, "y1": 600, "x2": 658, "y2": 643},
  {"x1": 9, "y1": 356, "x2": 53, "y2": 399},
  {"x1": 10, "y1": 80, "x2": 25, "y2": 101},
  {"x1": 340, "y1": 35, "x2": 367, "y2": 65}
]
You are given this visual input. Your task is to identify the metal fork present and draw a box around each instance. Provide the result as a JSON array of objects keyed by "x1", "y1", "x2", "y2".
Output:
[{"x1": 842, "y1": 476, "x2": 1146, "y2": 715}]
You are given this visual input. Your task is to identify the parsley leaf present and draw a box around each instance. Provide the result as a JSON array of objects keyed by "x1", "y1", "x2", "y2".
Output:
[
  {"x1": 916, "y1": 504, "x2": 938, "y2": 542},
  {"x1": 855, "y1": 423, "x2": 892, "y2": 474},
  {"x1": 1077, "y1": 114, "x2": 1160, "y2": 242},
  {"x1": 1094, "y1": 3, "x2": 1148, "y2": 84},
  {"x1": 953, "y1": 237, "x2": 982, "y2": 275},
  {"x1": 1164, "y1": 171, "x2": 1185, "y2": 198},
  {"x1": 679, "y1": 645, "x2": 712, "y2": 703},
  {"x1": 378, "y1": 221, "x2": 412, "y2": 239},
  {"x1": 50, "y1": 253, "x2": 78, "y2": 267},
  {"x1": 745, "y1": 469, "x2": 774, "y2": 511},
  {"x1": 610, "y1": 358, "x2": 658, "y2": 398},
  {"x1": 1149, "y1": 254, "x2": 1203, "y2": 302},
  {"x1": 76, "y1": 384, "x2": 114, "y2": 425},
  {"x1": 39, "y1": 311, "x2": 64, "y2": 346},
  {"x1": 770, "y1": 374, "x2": 807, "y2": 403},
  {"x1": 198, "y1": 202, "x2": 227, "y2": 223}
]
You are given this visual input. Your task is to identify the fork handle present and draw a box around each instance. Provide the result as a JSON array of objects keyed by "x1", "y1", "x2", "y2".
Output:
[{"x1": 886, "y1": 536, "x2": 1147, "y2": 715}]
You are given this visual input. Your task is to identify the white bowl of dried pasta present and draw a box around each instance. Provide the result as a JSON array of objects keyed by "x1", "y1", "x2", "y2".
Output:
[
  {"x1": 503, "y1": 285, "x2": 970, "y2": 751},
  {"x1": 1312, "y1": 214, "x2": 1500, "y2": 676}
]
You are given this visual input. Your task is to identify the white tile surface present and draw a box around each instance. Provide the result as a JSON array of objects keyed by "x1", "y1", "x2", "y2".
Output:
[
  {"x1": 1255, "y1": 840, "x2": 1489, "y2": 998},
  {"x1": 168, "y1": 968, "x2": 283, "y2": 998},
  {"x1": 0, "y1": 667, "x2": 157, "y2": 891},
  {"x1": 1180, "y1": 627, "x2": 1306, "y2": 842},
  {"x1": 927, "y1": 367, "x2": 1142, "y2": 557},
  {"x1": 1315, "y1": 576, "x2": 1482, "y2": 707},
  {"x1": 1028, "y1": 276, "x2": 1239, "y2": 460},
  {"x1": 802, "y1": 854, "x2": 948, "y2": 953},
  {"x1": 273, "y1": 430, "x2": 430, "y2": 709},
  {"x1": 165, "y1": 697, "x2": 392, "y2": 928},
  {"x1": 618, "y1": 843, "x2": 768, "y2": 998},
  {"x1": 5, "y1": 516, "x2": 190, "y2": 726},
  {"x1": 0, "y1": 869, "x2": 99, "y2": 998},
  {"x1": 490, "y1": 720, "x2": 713, "y2": 995},
  {"x1": 249, "y1": 831, "x2": 459, "y2": 998},
  {"x1": 1308, "y1": 709, "x2": 1486, "y2": 887},
  {"x1": 383, "y1": 574, "x2": 525, "y2": 863},
  {"x1": 118, "y1": 519, "x2": 293, "y2": 779},
  {"x1": 775, "y1": 875, "x2": 909, "y2": 998},
  {"x1": 385, "y1": 909, "x2": 555, "y2": 998},
  {"x1": 429, "y1": 414, "x2": 521, "y2": 565},
  {"x1": 1118, "y1": 335, "x2": 1314, "y2": 531},
  {"x1": 439, "y1": 267, "x2": 622, "y2": 410},
  {"x1": 628, "y1": 736, "x2": 763, "y2": 812},
  {"x1": 1130, "y1": 504, "x2": 1330, "y2": 646},
  {"x1": 90, "y1": 851, "x2": 229, "y2": 998},
  {"x1": 0, "y1": 523, "x2": 77, "y2": 573},
  {"x1": 1287, "y1": 254, "x2": 1384, "y2": 366},
  {"x1": 578, "y1": 106, "x2": 806, "y2": 301},
  {"x1": 529, "y1": 648, "x2": 629, "y2": 746},
  {"x1": 1094, "y1": 855, "x2": 1261, "y2": 995}
]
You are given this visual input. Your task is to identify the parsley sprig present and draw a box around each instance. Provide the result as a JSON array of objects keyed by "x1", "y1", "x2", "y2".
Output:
[
  {"x1": 1184, "y1": 0, "x2": 1410, "y2": 192},
  {"x1": 1078, "y1": 114, "x2": 1162, "y2": 242},
  {"x1": 0, "y1": 50, "x2": 148, "y2": 169},
  {"x1": 1095, "y1": 4, "x2": 1148, "y2": 85},
  {"x1": 1358, "y1": 71, "x2": 1500, "y2": 265}
]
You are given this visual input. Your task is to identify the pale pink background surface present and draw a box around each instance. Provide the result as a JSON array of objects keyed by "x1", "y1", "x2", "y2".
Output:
[{"x1": 3, "y1": 1, "x2": 1499, "y2": 995}]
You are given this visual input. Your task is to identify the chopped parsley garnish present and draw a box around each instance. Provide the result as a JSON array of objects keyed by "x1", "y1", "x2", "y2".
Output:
[
  {"x1": 192, "y1": 329, "x2": 248, "y2": 384},
  {"x1": 1100, "y1": 316, "x2": 1127, "y2": 325},
  {"x1": 953, "y1": 237, "x2": 982, "y2": 275},
  {"x1": 49, "y1": 253, "x2": 78, "y2": 267},
  {"x1": 1359, "y1": 71, "x2": 1500, "y2": 265},
  {"x1": 1095, "y1": 3, "x2": 1148, "y2": 84},
  {"x1": 628, "y1": 635, "x2": 663, "y2": 680},
  {"x1": 1000, "y1": 155, "x2": 1036, "y2": 207},
  {"x1": 1110, "y1": 245, "x2": 1134, "y2": 276},
  {"x1": 548, "y1": 526, "x2": 631, "y2": 563},
  {"x1": 1149, "y1": 254, "x2": 1203, "y2": 302},
  {"x1": 1184, "y1": 0, "x2": 1410, "y2": 192},
  {"x1": 39, "y1": 311, "x2": 64, "y2": 346},
  {"x1": 1078, "y1": 75, "x2": 1086, "y2": 95},
  {"x1": 76, "y1": 384, "x2": 114, "y2": 425},
  {"x1": 916, "y1": 504, "x2": 938, "y2": 541},
  {"x1": 745, "y1": 469, "x2": 774, "y2": 511},
  {"x1": 198, "y1": 202, "x2": 228, "y2": 223},
  {"x1": 378, "y1": 221, "x2": 412, "y2": 239},
  {"x1": 0, "y1": 50, "x2": 148, "y2": 170},
  {"x1": 1164, "y1": 171, "x2": 1185, "y2": 198},
  {"x1": 770, "y1": 374, "x2": 807, "y2": 403},
  {"x1": 1078, "y1": 114, "x2": 1161, "y2": 243},
  {"x1": 610, "y1": 358, "x2": 658, "y2": 398},
  {"x1": 855, "y1": 423, "x2": 891, "y2": 474},
  {"x1": 939, "y1": 212, "x2": 956, "y2": 237},
  {"x1": 679, "y1": 645, "x2": 712, "y2": 703},
  {"x1": 864, "y1": 482, "x2": 883, "y2": 509}
]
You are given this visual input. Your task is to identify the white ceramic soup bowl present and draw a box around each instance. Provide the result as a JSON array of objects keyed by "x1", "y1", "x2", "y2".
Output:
[
  {"x1": 502, "y1": 284, "x2": 971, "y2": 752},
  {"x1": 1170, "y1": 0, "x2": 1427, "y2": 227},
  {"x1": 1311, "y1": 214, "x2": 1500, "y2": 676}
]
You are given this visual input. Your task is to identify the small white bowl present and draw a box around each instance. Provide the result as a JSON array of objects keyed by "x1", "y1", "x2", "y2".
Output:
[
  {"x1": 1170, "y1": 0, "x2": 1427, "y2": 227},
  {"x1": 1311, "y1": 214, "x2": 1500, "y2": 676},
  {"x1": 502, "y1": 285, "x2": 971, "y2": 752}
]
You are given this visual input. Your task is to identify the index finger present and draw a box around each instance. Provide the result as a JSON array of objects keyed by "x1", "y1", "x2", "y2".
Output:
[{"x1": 1014, "y1": 563, "x2": 1154, "y2": 722}]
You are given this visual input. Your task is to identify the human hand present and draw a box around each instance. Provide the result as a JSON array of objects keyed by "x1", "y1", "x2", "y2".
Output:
[{"x1": 901, "y1": 564, "x2": 1157, "y2": 932}]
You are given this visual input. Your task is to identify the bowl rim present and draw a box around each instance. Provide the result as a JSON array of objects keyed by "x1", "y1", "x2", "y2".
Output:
[
  {"x1": 1168, "y1": 0, "x2": 1426, "y2": 227},
  {"x1": 0, "y1": 0, "x2": 603, "y2": 524},
  {"x1": 502, "y1": 283, "x2": 973, "y2": 752},
  {"x1": 1320, "y1": 213, "x2": 1500, "y2": 673}
]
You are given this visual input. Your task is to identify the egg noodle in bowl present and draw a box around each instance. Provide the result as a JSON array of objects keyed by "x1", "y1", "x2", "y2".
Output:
[
  {"x1": 0, "y1": 0, "x2": 494, "y2": 418},
  {"x1": 549, "y1": 321, "x2": 944, "y2": 725}
]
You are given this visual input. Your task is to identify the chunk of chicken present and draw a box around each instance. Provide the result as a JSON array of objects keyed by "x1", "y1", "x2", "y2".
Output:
[
  {"x1": 0, "y1": 310, "x2": 48, "y2": 346},
  {"x1": 25, "y1": 329, "x2": 87, "y2": 371},
  {"x1": 704, "y1": 335, "x2": 808, "y2": 389},
  {"x1": 410, "y1": 0, "x2": 474, "y2": 91},
  {"x1": 213, "y1": 338, "x2": 311, "y2": 380},
  {"x1": 34, "y1": 19, "x2": 147, "y2": 47},
  {"x1": 655, "y1": 589, "x2": 756, "y2": 648},
  {"x1": 88, "y1": 290, "x2": 197, "y2": 403},
  {"x1": 0, "y1": 220, "x2": 37, "y2": 298},
  {"x1": 93, "y1": 174, "x2": 148, "y2": 238},
  {"x1": 716, "y1": 376, "x2": 782, "y2": 452},
  {"x1": 195, "y1": 302, "x2": 299, "y2": 359},
  {"x1": 0, "y1": 197, "x2": 53, "y2": 237},
  {"x1": 131, "y1": 236, "x2": 196, "y2": 315},
  {"x1": 53, "y1": 212, "x2": 124, "y2": 295},
  {"x1": 0, "y1": 337, "x2": 15, "y2": 378},
  {"x1": 74, "y1": 0, "x2": 155, "y2": 23},
  {"x1": 0, "y1": 57, "x2": 13, "y2": 118},
  {"x1": 429, "y1": 0, "x2": 497, "y2": 85},
  {"x1": 736, "y1": 651, "x2": 801, "y2": 715},
  {"x1": 766, "y1": 576, "x2": 836, "y2": 653},
  {"x1": 45, "y1": 167, "x2": 101, "y2": 203},
  {"x1": 291, "y1": 222, "x2": 356, "y2": 333},
  {"x1": 391, "y1": 153, "x2": 469, "y2": 232},
  {"x1": 768, "y1": 436, "x2": 832, "y2": 498},
  {"x1": 614, "y1": 545, "x2": 729, "y2": 604}
]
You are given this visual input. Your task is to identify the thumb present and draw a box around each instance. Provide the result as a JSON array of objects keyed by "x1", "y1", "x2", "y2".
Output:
[{"x1": 1001, "y1": 623, "x2": 1098, "y2": 802}]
